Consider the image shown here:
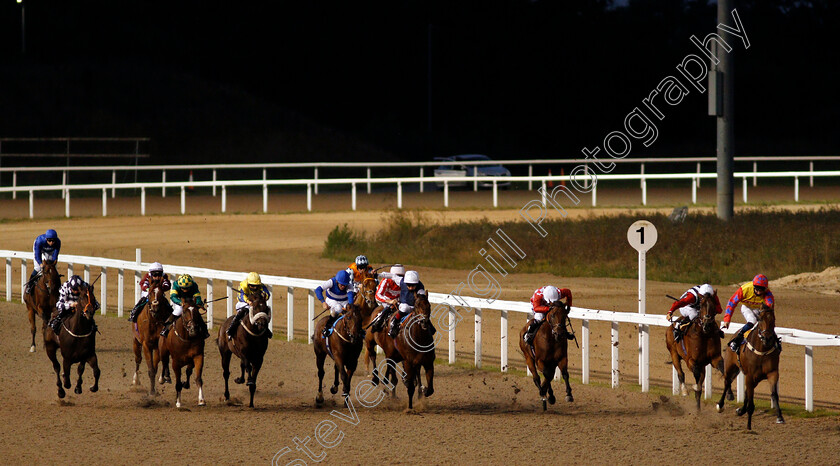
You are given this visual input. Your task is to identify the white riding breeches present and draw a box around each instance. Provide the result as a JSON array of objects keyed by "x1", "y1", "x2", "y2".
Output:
[
  {"x1": 398, "y1": 303, "x2": 413, "y2": 315},
  {"x1": 740, "y1": 304, "x2": 760, "y2": 325},
  {"x1": 141, "y1": 290, "x2": 149, "y2": 299},
  {"x1": 678, "y1": 305, "x2": 699, "y2": 320},
  {"x1": 325, "y1": 297, "x2": 347, "y2": 317},
  {"x1": 236, "y1": 300, "x2": 249, "y2": 311},
  {"x1": 533, "y1": 311, "x2": 547, "y2": 322},
  {"x1": 172, "y1": 304, "x2": 183, "y2": 317}
]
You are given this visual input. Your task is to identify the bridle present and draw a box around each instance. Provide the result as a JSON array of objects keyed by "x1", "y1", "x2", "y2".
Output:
[
  {"x1": 755, "y1": 307, "x2": 777, "y2": 349},
  {"x1": 334, "y1": 306, "x2": 364, "y2": 344},
  {"x1": 698, "y1": 294, "x2": 716, "y2": 335},
  {"x1": 63, "y1": 286, "x2": 95, "y2": 338},
  {"x1": 360, "y1": 278, "x2": 377, "y2": 309},
  {"x1": 547, "y1": 302, "x2": 571, "y2": 341}
]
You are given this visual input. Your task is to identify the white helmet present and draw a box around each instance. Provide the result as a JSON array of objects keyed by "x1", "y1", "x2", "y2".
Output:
[
  {"x1": 390, "y1": 264, "x2": 405, "y2": 276},
  {"x1": 542, "y1": 286, "x2": 560, "y2": 303},
  {"x1": 699, "y1": 284, "x2": 714, "y2": 296},
  {"x1": 150, "y1": 262, "x2": 164, "y2": 273},
  {"x1": 404, "y1": 271, "x2": 420, "y2": 285}
]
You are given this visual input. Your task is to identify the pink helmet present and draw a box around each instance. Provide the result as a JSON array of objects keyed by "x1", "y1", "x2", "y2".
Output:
[{"x1": 752, "y1": 274, "x2": 769, "y2": 288}]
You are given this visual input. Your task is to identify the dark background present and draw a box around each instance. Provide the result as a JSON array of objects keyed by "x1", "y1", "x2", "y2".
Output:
[{"x1": 0, "y1": 0, "x2": 837, "y2": 166}]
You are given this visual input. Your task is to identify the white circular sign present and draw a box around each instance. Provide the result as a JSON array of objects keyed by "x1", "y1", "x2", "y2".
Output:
[{"x1": 627, "y1": 220, "x2": 657, "y2": 252}]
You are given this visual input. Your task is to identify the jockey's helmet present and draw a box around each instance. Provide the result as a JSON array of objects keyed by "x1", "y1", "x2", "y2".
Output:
[
  {"x1": 390, "y1": 264, "x2": 405, "y2": 276},
  {"x1": 177, "y1": 274, "x2": 195, "y2": 289},
  {"x1": 752, "y1": 274, "x2": 769, "y2": 289},
  {"x1": 699, "y1": 283, "x2": 714, "y2": 296},
  {"x1": 543, "y1": 286, "x2": 560, "y2": 303},
  {"x1": 45, "y1": 229, "x2": 58, "y2": 240},
  {"x1": 68, "y1": 275, "x2": 84, "y2": 291},
  {"x1": 335, "y1": 270, "x2": 351, "y2": 287},
  {"x1": 355, "y1": 255, "x2": 369, "y2": 269},
  {"x1": 404, "y1": 271, "x2": 420, "y2": 285},
  {"x1": 150, "y1": 262, "x2": 164, "y2": 274},
  {"x1": 246, "y1": 272, "x2": 262, "y2": 287}
]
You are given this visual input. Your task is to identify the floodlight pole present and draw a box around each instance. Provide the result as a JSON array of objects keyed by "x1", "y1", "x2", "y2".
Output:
[{"x1": 716, "y1": 0, "x2": 734, "y2": 221}]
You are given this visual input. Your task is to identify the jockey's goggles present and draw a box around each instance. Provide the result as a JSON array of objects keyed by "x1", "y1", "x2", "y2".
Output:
[
  {"x1": 753, "y1": 286, "x2": 766, "y2": 293},
  {"x1": 151, "y1": 271, "x2": 163, "y2": 277}
]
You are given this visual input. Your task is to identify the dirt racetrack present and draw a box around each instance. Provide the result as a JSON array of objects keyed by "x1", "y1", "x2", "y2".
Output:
[{"x1": 1, "y1": 196, "x2": 839, "y2": 464}]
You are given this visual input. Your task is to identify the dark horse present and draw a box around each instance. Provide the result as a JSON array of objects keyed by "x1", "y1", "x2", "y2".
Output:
[
  {"x1": 314, "y1": 298, "x2": 364, "y2": 406},
  {"x1": 716, "y1": 304, "x2": 784, "y2": 429},
  {"x1": 158, "y1": 296, "x2": 206, "y2": 408},
  {"x1": 664, "y1": 291, "x2": 724, "y2": 411},
  {"x1": 518, "y1": 302, "x2": 574, "y2": 411},
  {"x1": 132, "y1": 277, "x2": 172, "y2": 394},
  {"x1": 44, "y1": 282, "x2": 100, "y2": 399},
  {"x1": 393, "y1": 291, "x2": 435, "y2": 410},
  {"x1": 24, "y1": 259, "x2": 60, "y2": 353},
  {"x1": 217, "y1": 293, "x2": 271, "y2": 408}
]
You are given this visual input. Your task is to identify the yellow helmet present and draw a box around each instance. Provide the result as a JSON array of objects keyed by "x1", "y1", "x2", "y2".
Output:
[
  {"x1": 246, "y1": 272, "x2": 262, "y2": 286},
  {"x1": 177, "y1": 274, "x2": 194, "y2": 288}
]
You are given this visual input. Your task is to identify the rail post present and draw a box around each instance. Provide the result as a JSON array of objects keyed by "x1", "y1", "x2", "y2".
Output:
[
  {"x1": 100, "y1": 267, "x2": 107, "y2": 315},
  {"x1": 287, "y1": 286, "x2": 294, "y2": 341},
  {"x1": 474, "y1": 307, "x2": 482, "y2": 368},
  {"x1": 118, "y1": 268, "x2": 124, "y2": 317},
  {"x1": 805, "y1": 345, "x2": 814, "y2": 412},
  {"x1": 582, "y1": 319, "x2": 590, "y2": 384},
  {"x1": 308, "y1": 290, "x2": 315, "y2": 344},
  {"x1": 500, "y1": 310, "x2": 508, "y2": 372},
  {"x1": 206, "y1": 279, "x2": 214, "y2": 329}
]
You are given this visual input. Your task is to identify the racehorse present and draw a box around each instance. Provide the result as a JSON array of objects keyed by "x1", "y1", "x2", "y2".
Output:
[
  {"x1": 24, "y1": 259, "x2": 60, "y2": 353},
  {"x1": 393, "y1": 291, "x2": 435, "y2": 410},
  {"x1": 158, "y1": 295, "x2": 206, "y2": 408},
  {"x1": 518, "y1": 301, "x2": 574, "y2": 411},
  {"x1": 664, "y1": 290, "x2": 724, "y2": 410},
  {"x1": 132, "y1": 277, "x2": 172, "y2": 395},
  {"x1": 314, "y1": 298, "x2": 365, "y2": 406},
  {"x1": 364, "y1": 300, "x2": 404, "y2": 394},
  {"x1": 217, "y1": 292, "x2": 271, "y2": 408},
  {"x1": 716, "y1": 304, "x2": 784, "y2": 429},
  {"x1": 43, "y1": 282, "x2": 100, "y2": 399}
]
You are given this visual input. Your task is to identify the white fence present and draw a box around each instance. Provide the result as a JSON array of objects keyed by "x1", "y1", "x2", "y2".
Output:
[
  {"x1": 2, "y1": 170, "x2": 839, "y2": 218},
  {"x1": 3, "y1": 249, "x2": 838, "y2": 411}
]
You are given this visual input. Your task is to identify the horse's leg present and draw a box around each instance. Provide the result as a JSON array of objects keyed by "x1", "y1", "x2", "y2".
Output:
[
  {"x1": 144, "y1": 342, "x2": 157, "y2": 395},
  {"x1": 560, "y1": 363, "x2": 573, "y2": 402},
  {"x1": 315, "y1": 350, "x2": 326, "y2": 406},
  {"x1": 365, "y1": 337, "x2": 379, "y2": 385},
  {"x1": 220, "y1": 348, "x2": 232, "y2": 402},
  {"x1": 415, "y1": 370, "x2": 423, "y2": 399},
  {"x1": 404, "y1": 361, "x2": 416, "y2": 410},
  {"x1": 88, "y1": 353, "x2": 100, "y2": 393},
  {"x1": 47, "y1": 343, "x2": 65, "y2": 399},
  {"x1": 61, "y1": 354, "x2": 72, "y2": 389},
  {"x1": 184, "y1": 365, "x2": 192, "y2": 390},
  {"x1": 174, "y1": 363, "x2": 184, "y2": 408},
  {"x1": 422, "y1": 358, "x2": 434, "y2": 397},
  {"x1": 132, "y1": 338, "x2": 142, "y2": 385},
  {"x1": 540, "y1": 365, "x2": 555, "y2": 409},
  {"x1": 194, "y1": 354, "x2": 205, "y2": 407},
  {"x1": 769, "y1": 371, "x2": 784, "y2": 424},
  {"x1": 671, "y1": 350, "x2": 687, "y2": 396},
  {"x1": 692, "y1": 363, "x2": 705, "y2": 412},
  {"x1": 330, "y1": 360, "x2": 340, "y2": 395},
  {"x1": 386, "y1": 364, "x2": 398, "y2": 397},
  {"x1": 28, "y1": 307, "x2": 36, "y2": 352},
  {"x1": 75, "y1": 360, "x2": 86, "y2": 395},
  {"x1": 235, "y1": 359, "x2": 246, "y2": 384},
  {"x1": 162, "y1": 346, "x2": 171, "y2": 384},
  {"x1": 744, "y1": 379, "x2": 756, "y2": 430},
  {"x1": 341, "y1": 363, "x2": 354, "y2": 399},
  {"x1": 247, "y1": 358, "x2": 263, "y2": 409}
]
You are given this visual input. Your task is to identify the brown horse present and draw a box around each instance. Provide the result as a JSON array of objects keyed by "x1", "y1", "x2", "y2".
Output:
[
  {"x1": 393, "y1": 291, "x2": 435, "y2": 410},
  {"x1": 24, "y1": 259, "x2": 60, "y2": 352},
  {"x1": 518, "y1": 302, "x2": 574, "y2": 411},
  {"x1": 44, "y1": 283, "x2": 100, "y2": 399},
  {"x1": 716, "y1": 304, "x2": 784, "y2": 429},
  {"x1": 314, "y1": 299, "x2": 365, "y2": 406},
  {"x1": 158, "y1": 296, "x2": 206, "y2": 408},
  {"x1": 664, "y1": 291, "x2": 724, "y2": 410},
  {"x1": 218, "y1": 293, "x2": 271, "y2": 408},
  {"x1": 132, "y1": 277, "x2": 172, "y2": 394},
  {"x1": 364, "y1": 301, "x2": 405, "y2": 393}
]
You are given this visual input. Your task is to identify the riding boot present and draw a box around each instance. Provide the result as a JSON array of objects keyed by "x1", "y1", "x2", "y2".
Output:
[
  {"x1": 322, "y1": 314, "x2": 337, "y2": 338},
  {"x1": 728, "y1": 322, "x2": 753, "y2": 352},
  {"x1": 49, "y1": 308, "x2": 71, "y2": 333},
  {"x1": 128, "y1": 296, "x2": 148, "y2": 322},
  {"x1": 523, "y1": 319, "x2": 541, "y2": 344},
  {"x1": 388, "y1": 313, "x2": 405, "y2": 339},
  {"x1": 227, "y1": 308, "x2": 247, "y2": 340},
  {"x1": 372, "y1": 307, "x2": 392, "y2": 332},
  {"x1": 160, "y1": 314, "x2": 177, "y2": 337},
  {"x1": 673, "y1": 316, "x2": 689, "y2": 343},
  {"x1": 26, "y1": 270, "x2": 39, "y2": 296}
]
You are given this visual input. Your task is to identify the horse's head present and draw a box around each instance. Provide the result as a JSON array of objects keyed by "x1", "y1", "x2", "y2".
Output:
[
  {"x1": 548, "y1": 300, "x2": 571, "y2": 341},
  {"x1": 180, "y1": 296, "x2": 203, "y2": 338},
  {"x1": 342, "y1": 304, "x2": 365, "y2": 344},
  {"x1": 698, "y1": 290, "x2": 718, "y2": 335},
  {"x1": 78, "y1": 284, "x2": 97, "y2": 321},
  {"x1": 40, "y1": 259, "x2": 59, "y2": 293},
  {"x1": 413, "y1": 290, "x2": 432, "y2": 332},
  {"x1": 359, "y1": 277, "x2": 378, "y2": 310},
  {"x1": 247, "y1": 293, "x2": 271, "y2": 335},
  {"x1": 756, "y1": 304, "x2": 777, "y2": 347},
  {"x1": 147, "y1": 277, "x2": 167, "y2": 319}
]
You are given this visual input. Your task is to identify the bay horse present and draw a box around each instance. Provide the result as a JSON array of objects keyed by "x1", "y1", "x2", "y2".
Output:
[
  {"x1": 132, "y1": 277, "x2": 172, "y2": 395},
  {"x1": 393, "y1": 291, "x2": 435, "y2": 410},
  {"x1": 158, "y1": 296, "x2": 206, "y2": 408},
  {"x1": 24, "y1": 259, "x2": 60, "y2": 353},
  {"x1": 664, "y1": 290, "x2": 724, "y2": 410},
  {"x1": 314, "y1": 299, "x2": 364, "y2": 406},
  {"x1": 364, "y1": 301, "x2": 404, "y2": 394},
  {"x1": 43, "y1": 282, "x2": 100, "y2": 399},
  {"x1": 716, "y1": 304, "x2": 784, "y2": 429},
  {"x1": 217, "y1": 292, "x2": 271, "y2": 408},
  {"x1": 518, "y1": 301, "x2": 574, "y2": 411}
]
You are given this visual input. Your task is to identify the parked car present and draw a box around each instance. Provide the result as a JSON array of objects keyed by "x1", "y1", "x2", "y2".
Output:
[{"x1": 433, "y1": 154, "x2": 511, "y2": 188}]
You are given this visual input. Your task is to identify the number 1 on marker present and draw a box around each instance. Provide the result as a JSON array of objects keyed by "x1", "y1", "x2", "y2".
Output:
[{"x1": 636, "y1": 227, "x2": 644, "y2": 244}]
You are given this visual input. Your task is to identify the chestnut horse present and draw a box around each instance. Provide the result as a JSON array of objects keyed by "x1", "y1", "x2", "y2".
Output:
[
  {"x1": 158, "y1": 296, "x2": 206, "y2": 408},
  {"x1": 44, "y1": 282, "x2": 100, "y2": 399},
  {"x1": 24, "y1": 259, "x2": 60, "y2": 353},
  {"x1": 314, "y1": 298, "x2": 364, "y2": 406},
  {"x1": 393, "y1": 291, "x2": 435, "y2": 410},
  {"x1": 132, "y1": 277, "x2": 172, "y2": 394},
  {"x1": 716, "y1": 304, "x2": 784, "y2": 429},
  {"x1": 217, "y1": 293, "x2": 271, "y2": 408},
  {"x1": 664, "y1": 291, "x2": 724, "y2": 410},
  {"x1": 518, "y1": 301, "x2": 574, "y2": 411}
]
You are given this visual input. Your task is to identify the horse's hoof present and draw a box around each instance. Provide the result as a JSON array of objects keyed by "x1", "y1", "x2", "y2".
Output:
[
  {"x1": 330, "y1": 386, "x2": 338, "y2": 395},
  {"x1": 184, "y1": 381, "x2": 190, "y2": 390},
  {"x1": 315, "y1": 395, "x2": 324, "y2": 406},
  {"x1": 726, "y1": 392, "x2": 734, "y2": 401},
  {"x1": 424, "y1": 387, "x2": 434, "y2": 397},
  {"x1": 90, "y1": 385, "x2": 98, "y2": 393},
  {"x1": 234, "y1": 377, "x2": 245, "y2": 385},
  {"x1": 548, "y1": 394, "x2": 556, "y2": 405},
  {"x1": 29, "y1": 345, "x2": 36, "y2": 353},
  {"x1": 164, "y1": 376, "x2": 172, "y2": 384},
  {"x1": 565, "y1": 395, "x2": 574, "y2": 402},
  {"x1": 176, "y1": 401, "x2": 182, "y2": 408},
  {"x1": 716, "y1": 403, "x2": 723, "y2": 413},
  {"x1": 198, "y1": 400, "x2": 206, "y2": 407},
  {"x1": 246, "y1": 381, "x2": 256, "y2": 387},
  {"x1": 57, "y1": 389, "x2": 65, "y2": 399},
  {"x1": 74, "y1": 386, "x2": 82, "y2": 395},
  {"x1": 542, "y1": 398, "x2": 547, "y2": 411},
  {"x1": 776, "y1": 418, "x2": 785, "y2": 424},
  {"x1": 63, "y1": 381, "x2": 71, "y2": 389},
  {"x1": 736, "y1": 408, "x2": 745, "y2": 416}
]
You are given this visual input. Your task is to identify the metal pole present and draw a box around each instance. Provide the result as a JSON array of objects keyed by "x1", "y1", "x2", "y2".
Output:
[
  {"x1": 582, "y1": 320, "x2": 590, "y2": 384},
  {"x1": 611, "y1": 322, "x2": 620, "y2": 388},
  {"x1": 287, "y1": 287, "x2": 294, "y2": 341},
  {"x1": 397, "y1": 181, "x2": 403, "y2": 209},
  {"x1": 716, "y1": 0, "x2": 735, "y2": 221},
  {"x1": 500, "y1": 310, "x2": 508, "y2": 372},
  {"x1": 474, "y1": 308, "x2": 482, "y2": 368}
]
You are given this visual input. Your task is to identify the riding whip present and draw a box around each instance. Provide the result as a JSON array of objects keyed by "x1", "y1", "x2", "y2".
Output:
[{"x1": 666, "y1": 294, "x2": 679, "y2": 301}]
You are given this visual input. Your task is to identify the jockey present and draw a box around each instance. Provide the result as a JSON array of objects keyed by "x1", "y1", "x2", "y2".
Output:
[
  {"x1": 316, "y1": 270, "x2": 355, "y2": 337},
  {"x1": 48, "y1": 275, "x2": 99, "y2": 333},
  {"x1": 721, "y1": 274, "x2": 775, "y2": 352},
  {"x1": 369, "y1": 264, "x2": 405, "y2": 332},
  {"x1": 666, "y1": 284, "x2": 722, "y2": 343},
  {"x1": 26, "y1": 229, "x2": 61, "y2": 296},
  {"x1": 388, "y1": 270, "x2": 432, "y2": 338},
  {"x1": 346, "y1": 255, "x2": 376, "y2": 292},
  {"x1": 161, "y1": 274, "x2": 210, "y2": 339},
  {"x1": 524, "y1": 285, "x2": 573, "y2": 344},
  {"x1": 128, "y1": 262, "x2": 171, "y2": 322},
  {"x1": 227, "y1": 272, "x2": 272, "y2": 340}
]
